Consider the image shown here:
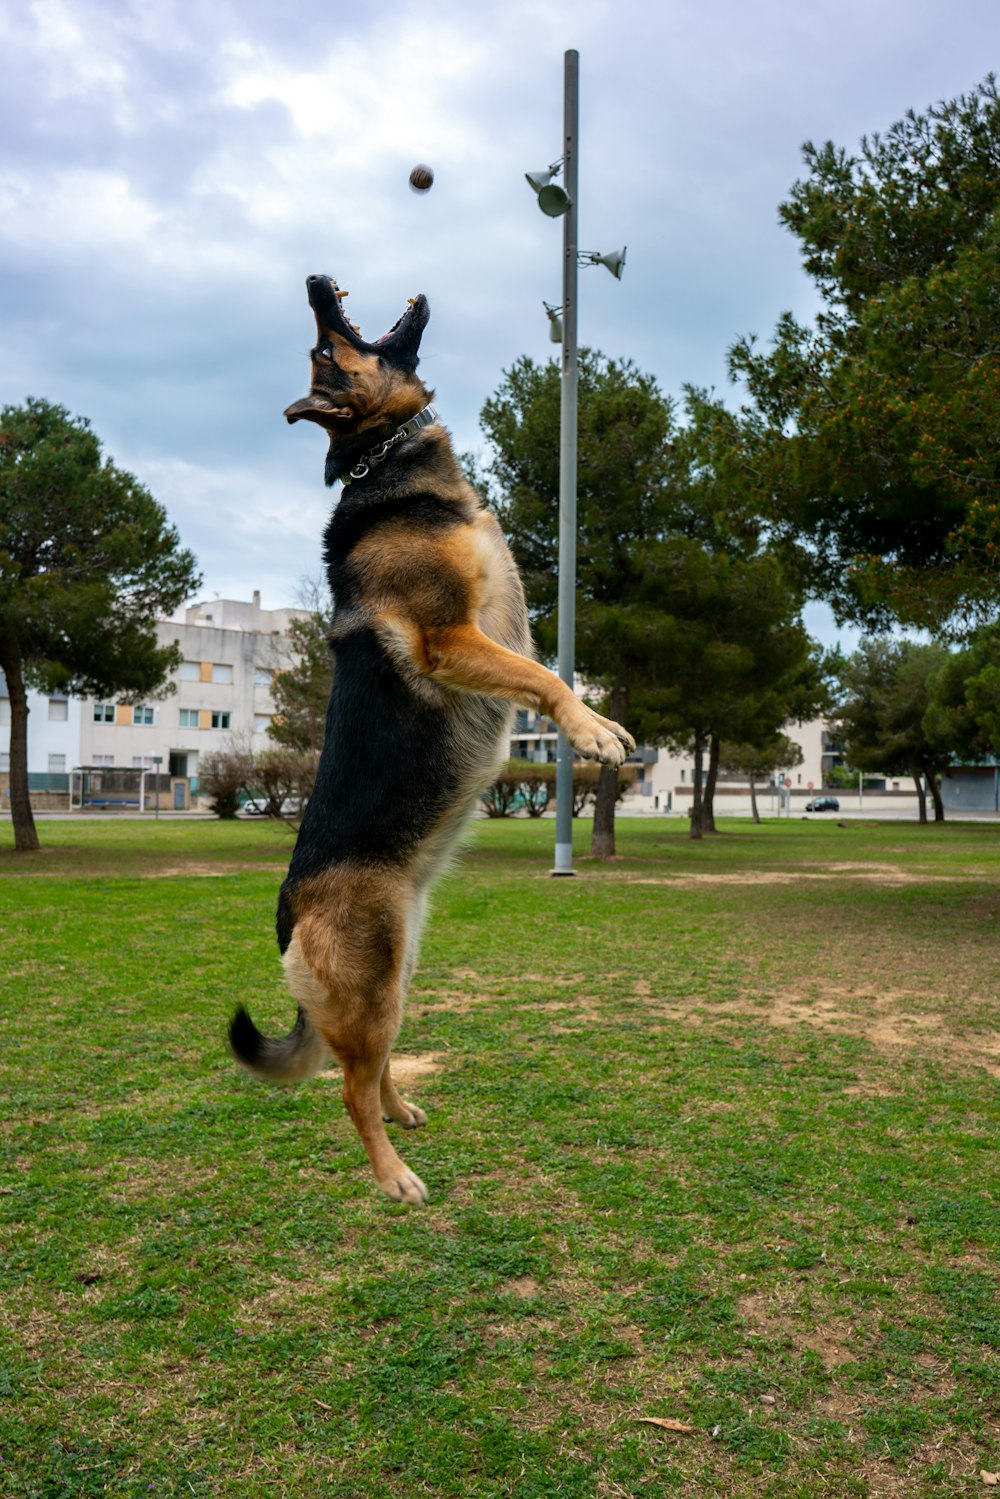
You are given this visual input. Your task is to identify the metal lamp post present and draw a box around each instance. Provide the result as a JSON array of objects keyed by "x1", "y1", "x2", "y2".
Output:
[
  {"x1": 152, "y1": 754, "x2": 163, "y2": 819},
  {"x1": 553, "y1": 49, "x2": 580, "y2": 876},
  {"x1": 525, "y1": 49, "x2": 626, "y2": 876}
]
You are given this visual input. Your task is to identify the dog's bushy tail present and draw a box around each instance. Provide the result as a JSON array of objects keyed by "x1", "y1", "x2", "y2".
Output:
[{"x1": 229, "y1": 1005, "x2": 330, "y2": 1084}]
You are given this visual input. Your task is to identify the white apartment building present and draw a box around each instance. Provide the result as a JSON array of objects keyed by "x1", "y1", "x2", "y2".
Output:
[
  {"x1": 0, "y1": 592, "x2": 310, "y2": 808},
  {"x1": 0, "y1": 689, "x2": 82, "y2": 788}
]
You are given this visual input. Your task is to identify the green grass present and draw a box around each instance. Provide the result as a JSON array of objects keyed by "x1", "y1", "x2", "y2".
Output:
[{"x1": 1, "y1": 815, "x2": 997, "y2": 1496}]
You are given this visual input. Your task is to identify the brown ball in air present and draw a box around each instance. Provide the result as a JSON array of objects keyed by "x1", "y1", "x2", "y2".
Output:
[{"x1": 408, "y1": 164, "x2": 434, "y2": 193}]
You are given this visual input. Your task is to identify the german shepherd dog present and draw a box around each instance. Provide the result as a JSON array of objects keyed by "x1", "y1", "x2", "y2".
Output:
[{"x1": 229, "y1": 275, "x2": 634, "y2": 1204}]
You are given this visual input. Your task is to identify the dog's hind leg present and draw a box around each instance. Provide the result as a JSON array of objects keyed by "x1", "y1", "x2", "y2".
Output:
[
  {"x1": 342, "y1": 1043, "x2": 428, "y2": 1204},
  {"x1": 288, "y1": 893, "x2": 428, "y2": 1205},
  {"x1": 380, "y1": 1062, "x2": 428, "y2": 1130},
  {"x1": 381, "y1": 882, "x2": 430, "y2": 1131}
]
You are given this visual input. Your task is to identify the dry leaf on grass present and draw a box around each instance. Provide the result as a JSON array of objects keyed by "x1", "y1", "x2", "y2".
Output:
[
  {"x1": 981, "y1": 1473, "x2": 999, "y2": 1487},
  {"x1": 636, "y1": 1417, "x2": 698, "y2": 1434}
]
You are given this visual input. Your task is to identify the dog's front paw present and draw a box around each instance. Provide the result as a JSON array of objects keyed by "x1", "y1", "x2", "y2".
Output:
[
  {"x1": 380, "y1": 1168, "x2": 429, "y2": 1205},
  {"x1": 568, "y1": 709, "x2": 635, "y2": 766}
]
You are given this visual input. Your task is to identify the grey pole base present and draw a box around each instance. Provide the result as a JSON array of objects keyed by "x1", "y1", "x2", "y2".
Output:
[{"x1": 551, "y1": 842, "x2": 577, "y2": 877}]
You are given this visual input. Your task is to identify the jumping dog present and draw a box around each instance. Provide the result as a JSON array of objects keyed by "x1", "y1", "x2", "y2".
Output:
[{"x1": 229, "y1": 276, "x2": 634, "y2": 1204}]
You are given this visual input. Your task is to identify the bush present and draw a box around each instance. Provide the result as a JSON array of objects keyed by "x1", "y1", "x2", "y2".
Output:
[
  {"x1": 199, "y1": 749, "x2": 252, "y2": 819},
  {"x1": 247, "y1": 747, "x2": 318, "y2": 819},
  {"x1": 481, "y1": 765, "x2": 525, "y2": 818},
  {"x1": 519, "y1": 762, "x2": 556, "y2": 818},
  {"x1": 481, "y1": 758, "x2": 555, "y2": 818},
  {"x1": 481, "y1": 759, "x2": 636, "y2": 818},
  {"x1": 825, "y1": 763, "x2": 860, "y2": 790},
  {"x1": 199, "y1": 744, "x2": 318, "y2": 820}
]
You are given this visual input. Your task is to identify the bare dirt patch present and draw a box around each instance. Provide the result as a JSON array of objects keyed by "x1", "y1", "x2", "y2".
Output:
[
  {"x1": 152, "y1": 862, "x2": 287, "y2": 878},
  {"x1": 639, "y1": 982, "x2": 1000, "y2": 1077},
  {"x1": 738, "y1": 1291, "x2": 856, "y2": 1370},
  {"x1": 622, "y1": 863, "x2": 965, "y2": 888},
  {"x1": 504, "y1": 1275, "x2": 542, "y2": 1299},
  {"x1": 764, "y1": 986, "x2": 1000, "y2": 1076},
  {"x1": 315, "y1": 1052, "x2": 444, "y2": 1090}
]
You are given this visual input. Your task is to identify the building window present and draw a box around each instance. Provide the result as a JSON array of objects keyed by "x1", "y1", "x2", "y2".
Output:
[
  {"x1": 211, "y1": 664, "x2": 234, "y2": 685},
  {"x1": 680, "y1": 768, "x2": 686, "y2": 782},
  {"x1": 132, "y1": 756, "x2": 157, "y2": 770},
  {"x1": 211, "y1": 711, "x2": 231, "y2": 729},
  {"x1": 254, "y1": 668, "x2": 272, "y2": 687},
  {"x1": 179, "y1": 709, "x2": 199, "y2": 729},
  {"x1": 133, "y1": 705, "x2": 155, "y2": 726},
  {"x1": 48, "y1": 698, "x2": 69, "y2": 721},
  {"x1": 93, "y1": 702, "x2": 115, "y2": 723},
  {"x1": 48, "y1": 754, "x2": 66, "y2": 773},
  {"x1": 92, "y1": 754, "x2": 114, "y2": 767},
  {"x1": 179, "y1": 661, "x2": 201, "y2": 681}
]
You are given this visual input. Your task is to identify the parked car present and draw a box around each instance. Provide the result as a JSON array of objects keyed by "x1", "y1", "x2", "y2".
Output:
[
  {"x1": 804, "y1": 795, "x2": 840, "y2": 812},
  {"x1": 242, "y1": 794, "x2": 302, "y2": 817}
]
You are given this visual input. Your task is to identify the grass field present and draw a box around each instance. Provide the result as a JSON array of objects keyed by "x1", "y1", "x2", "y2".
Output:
[{"x1": 1, "y1": 814, "x2": 997, "y2": 1497}]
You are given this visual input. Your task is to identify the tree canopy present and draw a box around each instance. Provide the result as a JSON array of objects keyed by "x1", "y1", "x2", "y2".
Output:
[
  {"x1": 836, "y1": 639, "x2": 953, "y2": 821},
  {"x1": 0, "y1": 397, "x2": 200, "y2": 849},
  {"x1": 730, "y1": 75, "x2": 1000, "y2": 632},
  {"x1": 478, "y1": 357, "x2": 825, "y2": 843},
  {"x1": 269, "y1": 611, "x2": 334, "y2": 758},
  {"x1": 924, "y1": 624, "x2": 1000, "y2": 762},
  {"x1": 478, "y1": 350, "x2": 678, "y2": 853}
]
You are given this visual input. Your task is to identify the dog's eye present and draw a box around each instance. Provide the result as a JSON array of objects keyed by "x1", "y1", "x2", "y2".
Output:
[{"x1": 317, "y1": 344, "x2": 333, "y2": 361}]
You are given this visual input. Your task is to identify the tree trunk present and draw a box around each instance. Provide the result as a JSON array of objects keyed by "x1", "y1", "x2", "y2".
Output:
[
  {"x1": 591, "y1": 682, "x2": 628, "y2": 859},
  {"x1": 0, "y1": 640, "x2": 39, "y2": 852},
  {"x1": 912, "y1": 767, "x2": 928, "y2": 824},
  {"x1": 690, "y1": 734, "x2": 705, "y2": 840},
  {"x1": 925, "y1": 763, "x2": 945, "y2": 822},
  {"x1": 703, "y1": 733, "x2": 721, "y2": 833},
  {"x1": 749, "y1": 770, "x2": 760, "y2": 825}
]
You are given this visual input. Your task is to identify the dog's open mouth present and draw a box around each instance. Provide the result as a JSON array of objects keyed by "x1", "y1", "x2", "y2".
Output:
[
  {"x1": 374, "y1": 299, "x2": 420, "y2": 345},
  {"x1": 306, "y1": 275, "x2": 428, "y2": 355}
]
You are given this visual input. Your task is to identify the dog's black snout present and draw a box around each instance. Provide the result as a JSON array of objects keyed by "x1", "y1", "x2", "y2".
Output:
[{"x1": 305, "y1": 274, "x2": 335, "y2": 313}]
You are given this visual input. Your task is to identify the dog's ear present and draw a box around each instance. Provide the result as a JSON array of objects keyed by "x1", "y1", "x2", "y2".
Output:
[{"x1": 284, "y1": 395, "x2": 355, "y2": 429}]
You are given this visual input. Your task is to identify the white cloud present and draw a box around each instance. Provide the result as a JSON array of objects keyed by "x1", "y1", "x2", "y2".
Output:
[
  {"x1": 21, "y1": 0, "x2": 129, "y2": 105},
  {"x1": 0, "y1": 162, "x2": 276, "y2": 278},
  {"x1": 130, "y1": 452, "x2": 333, "y2": 607}
]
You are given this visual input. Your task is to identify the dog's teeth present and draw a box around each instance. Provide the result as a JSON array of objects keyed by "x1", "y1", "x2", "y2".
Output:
[
  {"x1": 408, "y1": 297, "x2": 416, "y2": 306},
  {"x1": 336, "y1": 289, "x2": 349, "y2": 300}
]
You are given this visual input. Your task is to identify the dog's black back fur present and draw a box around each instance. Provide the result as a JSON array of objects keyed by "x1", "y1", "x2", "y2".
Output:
[{"x1": 276, "y1": 450, "x2": 511, "y2": 954}]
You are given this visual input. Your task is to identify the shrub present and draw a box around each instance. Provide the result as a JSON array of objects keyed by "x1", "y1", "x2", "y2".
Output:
[{"x1": 199, "y1": 749, "x2": 251, "y2": 819}]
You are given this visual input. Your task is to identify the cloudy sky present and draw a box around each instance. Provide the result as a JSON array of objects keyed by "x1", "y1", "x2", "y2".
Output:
[{"x1": 2, "y1": 0, "x2": 998, "y2": 644}]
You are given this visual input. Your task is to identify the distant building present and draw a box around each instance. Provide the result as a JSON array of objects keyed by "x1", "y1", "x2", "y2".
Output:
[{"x1": 0, "y1": 592, "x2": 309, "y2": 809}]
